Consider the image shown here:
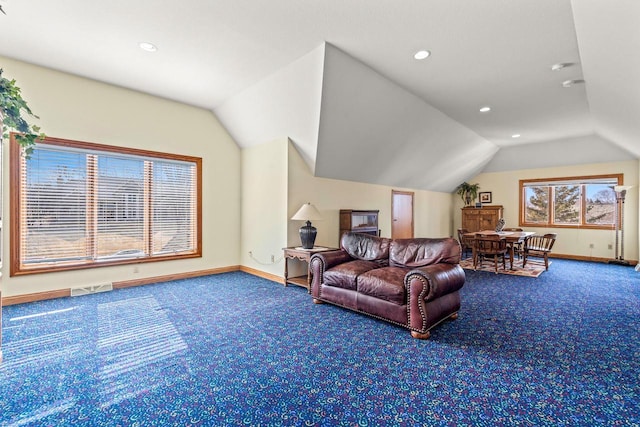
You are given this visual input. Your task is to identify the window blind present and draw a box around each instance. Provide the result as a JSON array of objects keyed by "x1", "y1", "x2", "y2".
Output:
[{"x1": 14, "y1": 138, "x2": 201, "y2": 274}]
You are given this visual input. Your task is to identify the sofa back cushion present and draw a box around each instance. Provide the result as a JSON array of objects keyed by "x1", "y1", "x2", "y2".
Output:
[
  {"x1": 389, "y1": 238, "x2": 461, "y2": 268},
  {"x1": 341, "y1": 232, "x2": 390, "y2": 262}
]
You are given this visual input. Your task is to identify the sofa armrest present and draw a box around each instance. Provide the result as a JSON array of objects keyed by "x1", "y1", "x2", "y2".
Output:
[
  {"x1": 405, "y1": 263, "x2": 465, "y2": 302},
  {"x1": 404, "y1": 263, "x2": 465, "y2": 334},
  {"x1": 309, "y1": 250, "x2": 353, "y2": 298}
]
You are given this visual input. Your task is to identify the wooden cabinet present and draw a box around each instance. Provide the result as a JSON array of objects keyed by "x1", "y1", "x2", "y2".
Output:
[
  {"x1": 340, "y1": 209, "x2": 379, "y2": 240},
  {"x1": 461, "y1": 205, "x2": 504, "y2": 232}
]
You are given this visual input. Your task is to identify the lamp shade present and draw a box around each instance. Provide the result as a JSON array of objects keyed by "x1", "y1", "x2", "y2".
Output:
[
  {"x1": 291, "y1": 203, "x2": 322, "y2": 221},
  {"x1": 614, "y1": 185, "x2": 634, "y2": 193}
]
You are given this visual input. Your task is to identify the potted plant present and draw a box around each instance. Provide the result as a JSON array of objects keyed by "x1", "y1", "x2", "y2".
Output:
[
  {"x1": 1, "y1": 68, "x2": 45, "y2": 157},
  {"x1": 455, "y1": 182, "x2": 480, "y2": 206}
]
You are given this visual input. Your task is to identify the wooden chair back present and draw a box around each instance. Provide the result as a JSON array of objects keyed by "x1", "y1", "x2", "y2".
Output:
[
  {"x1": 523, "y1": 233, "x2": 557, "y2": 271},
  {"x1": 474, "y1": 233, "x2": 509, "y2": 272},
  {"x1": 457, "y1": 228, "x2": 474, "y2": 256},
  {"x1": 475, "y1": 233, "x2": 507, "y2": 255},
  {"x1": 525, "y1": 233, "x2": 557, "y2": 253}
]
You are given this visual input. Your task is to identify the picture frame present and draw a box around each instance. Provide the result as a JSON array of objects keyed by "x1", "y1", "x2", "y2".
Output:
[{"x1": 479, "y1": 192, "x2": 492, "y2": 204}]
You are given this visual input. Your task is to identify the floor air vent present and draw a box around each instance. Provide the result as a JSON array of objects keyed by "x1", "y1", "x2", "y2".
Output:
[{"x1": 71, "y1": 283, "x2": 113, "y2": 297}]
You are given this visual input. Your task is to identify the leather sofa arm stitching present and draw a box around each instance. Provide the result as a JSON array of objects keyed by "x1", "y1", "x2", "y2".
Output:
[
  {"x1": 404, "y1": 264, "x2": 465, "y2": 302},
  {"x1": 309, "y1": 250, "x2": 353, "y2": 297},
  {"x1": 310, "y1": 250, "x2": 352, "y2": 271}
]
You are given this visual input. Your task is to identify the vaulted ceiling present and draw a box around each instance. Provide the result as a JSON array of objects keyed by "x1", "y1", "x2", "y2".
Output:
[{"x1": 0, "y1": 0, "x2": 637, "y2": 192}]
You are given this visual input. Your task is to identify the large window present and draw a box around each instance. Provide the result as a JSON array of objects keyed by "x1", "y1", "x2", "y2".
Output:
[
  {"x1": 10, "y1": 135, "x2": 202, "y2": 276},
  {"x1": 520, "y1": 174, "x2": 622, "y2": 229}
]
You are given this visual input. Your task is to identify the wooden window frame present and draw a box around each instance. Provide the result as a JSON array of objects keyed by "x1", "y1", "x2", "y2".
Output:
[
  {"x1": 10, "y1": 134, "x2": 202, "y2": 276},
  {"x1": 519, "y1": 173, "x2": 623, "y2": 230}
]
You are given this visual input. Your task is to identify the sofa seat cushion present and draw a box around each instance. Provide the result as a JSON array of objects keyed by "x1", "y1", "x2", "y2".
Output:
[
  {"x1": 357, "y1": 266, "x2": 409, "y2": 305},
  {"x1": 324, "y1": 260, "x2": 381, "y2": 291}
]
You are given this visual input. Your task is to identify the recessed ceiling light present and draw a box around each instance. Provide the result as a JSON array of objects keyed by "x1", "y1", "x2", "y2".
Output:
[
  {"x1": 562, "y1": 79, "x2": 585, "y2": 88},
  {"x1": 551, "y1": 62, "x2": 574, "y2": 71},
  {"x1": 512, "y1": 134, "x2": 521, "y2": 138},
  {"x1": 414, "y1": 50, "x2": 431, "y2": 60},
  {"x1": 139, "y1": 42, "x2": 157, "y2": 52},
  {"x1": 479, "y1": 106, "x2": 491, "y2": 113}
]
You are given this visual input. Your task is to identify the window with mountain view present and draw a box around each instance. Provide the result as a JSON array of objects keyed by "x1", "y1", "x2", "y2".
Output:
[
  {"x1": 520, "y1": 174, "x2": 622, "y2": 229},
  {"x1": 10, "y1": 135, "x2": 202, "y2": 276}
]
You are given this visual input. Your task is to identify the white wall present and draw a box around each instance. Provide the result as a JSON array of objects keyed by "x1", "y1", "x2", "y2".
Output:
[
  {"x1": 316, "y1": 44, "x2": 497, "y2": 193},
  {"x1": 454, "y1": 160, "x2": 639, "y2": 261},
  {"x1": 0, "y1": 57, "x2": 241, "y2": 297},
  {"x1": 214, "y1": 44, "x2": 325, "y2": 173}
]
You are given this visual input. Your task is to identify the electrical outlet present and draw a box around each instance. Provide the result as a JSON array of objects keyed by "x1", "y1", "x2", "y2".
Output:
[
  {"x1": 271, "y1": 255, "x2": 275, "y2": 263},
  {"x1": 133, "y1": 265, "x2": 139, "y2": 274},
  {"x1": 589, "y1": 243, "x2": 594, "y2": 249},
  {"x1": 608, "y1": 244, "x2": 613, "y2": 250}
]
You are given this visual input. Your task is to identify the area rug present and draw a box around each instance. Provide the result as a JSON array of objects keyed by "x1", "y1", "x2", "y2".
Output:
[{"x1": 459, "y1": 257, "x2": 547, "y2": 277}]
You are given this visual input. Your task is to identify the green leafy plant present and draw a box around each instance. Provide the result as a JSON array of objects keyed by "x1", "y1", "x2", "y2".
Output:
[
  {"x1": 455, "y1": 182, "x2": 480, "y2": 206},
  {"x1": 0, "y1": 68, "x2": 45, "y2": 157}
]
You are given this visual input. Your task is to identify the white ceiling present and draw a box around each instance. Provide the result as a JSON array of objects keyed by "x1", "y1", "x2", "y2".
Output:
[{"x1": 0, "y1": 0, "x2": 638, "y2": 190}]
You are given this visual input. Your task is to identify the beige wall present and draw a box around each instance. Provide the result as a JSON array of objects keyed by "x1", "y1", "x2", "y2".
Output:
[
  {"x1": 5, "y1": 58, "x2": 635, "y2": 300},
  {"x1": 454, "y1": 160, "x2": 639, "y2": 261},
  {"x1": 238, "y1": 139, "x2": 456, "y2": 281},
  {"x1": 0, "y1": 57, "x2": 241, "y2": 297},
  {"x1": 240, "y1": 139, "x2": 288, "y2": 277},
  {"x1": 287, "y1": 140, "x2": 453, "y2": 248}
]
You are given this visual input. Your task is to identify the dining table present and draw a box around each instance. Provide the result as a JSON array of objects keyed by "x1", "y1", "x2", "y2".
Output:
[{"x1": 464, "y1": 230, "x2": 536, "y2": 270}]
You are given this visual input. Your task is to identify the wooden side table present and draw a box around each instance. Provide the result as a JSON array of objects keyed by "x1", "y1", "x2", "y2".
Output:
[{"x1": 283, "y1": 246, "x2": 336, "y2": 292}]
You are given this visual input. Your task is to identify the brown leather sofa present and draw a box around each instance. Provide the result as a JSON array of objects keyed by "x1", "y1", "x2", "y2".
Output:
[{"x1": 309, "y1": 232, "x2": 465, "y2": 339}]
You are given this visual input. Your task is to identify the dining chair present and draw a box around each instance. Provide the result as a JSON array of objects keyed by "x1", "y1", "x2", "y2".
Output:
[
  {"x1": 503, "y1": 227, "x2": 524, "y2": 259},
  {"x1": 474, "y1": 233, "x2": 509, "y2": 273},
  {"x1": 522, "y1": 233, "x2": 557, "y2": 271},
  {"x1": 457, "y1": 228, "x2": 474, "y2": 259}
]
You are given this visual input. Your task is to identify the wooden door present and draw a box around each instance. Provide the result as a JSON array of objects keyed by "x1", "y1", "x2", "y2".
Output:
[{"x1": 392, "y1": 190, "x2": 414, "y2": 239}]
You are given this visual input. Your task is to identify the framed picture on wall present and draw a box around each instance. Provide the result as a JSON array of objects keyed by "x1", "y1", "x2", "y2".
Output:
[{"x1": 479, "y1": 192, "x2": 492, "y2": 204}]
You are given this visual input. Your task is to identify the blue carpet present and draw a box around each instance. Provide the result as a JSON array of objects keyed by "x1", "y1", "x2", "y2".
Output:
[{"x1": 1, "y1": 259, "x2": 639, "y2": 426}]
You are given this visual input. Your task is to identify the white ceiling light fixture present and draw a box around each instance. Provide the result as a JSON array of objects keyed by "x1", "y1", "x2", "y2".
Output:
[
  {"x1": 511, "y1": 134, "x2": 521, "y2": 138},
  {"x1": 551, "y1": 62, "x2": 574, "y2": 71},
  {"x1": 414, "y1": 50, "x2": 431, "y2": 60},
  {"x1": 138, "y1": 42, "x2": 158, "y2": 52},
  {"x1": 562, "y1": 79, "x2": 585, "y2": 88},
  {"x1": 479, "y1": 106, "x2": 491, "y2": 113}
]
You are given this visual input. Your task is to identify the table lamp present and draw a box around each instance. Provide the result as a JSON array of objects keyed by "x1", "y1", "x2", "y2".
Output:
[{"x1": 291, "y1": 203, "x2": 322, "y2": 249}]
